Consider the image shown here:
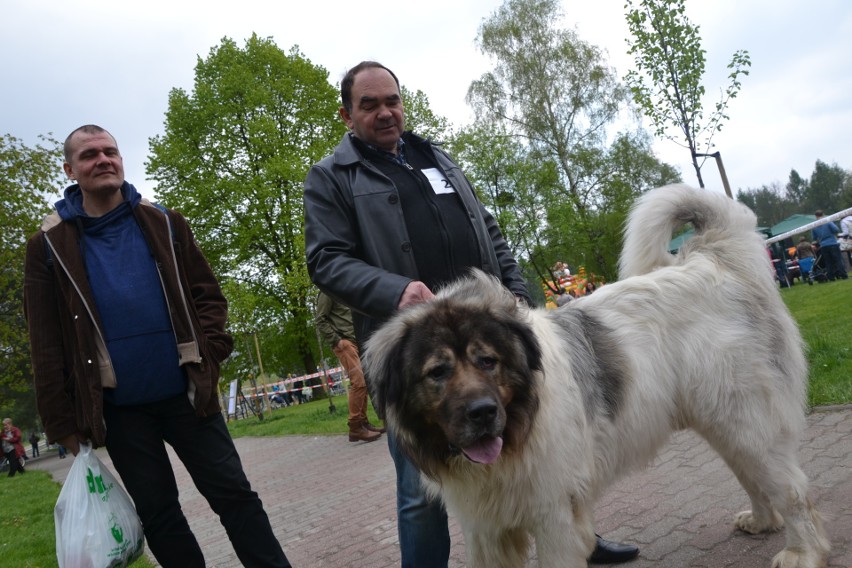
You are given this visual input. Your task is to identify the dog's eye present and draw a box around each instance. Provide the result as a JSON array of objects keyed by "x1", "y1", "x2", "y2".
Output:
[
  {"x1": 476, "y1": 356, "x2": 497, "y2": 371},
  {"x1": 425, "y1": 364, "x2": 452, "y2": 382}
]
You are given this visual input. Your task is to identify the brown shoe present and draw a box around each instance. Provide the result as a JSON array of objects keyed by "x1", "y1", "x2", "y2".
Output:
[
  {"x1": 348, "y1": 424, "x2": 382, "y2": 443},
  {"x1": 364, "y1": 422, "x2": 387, "y2": 434}
]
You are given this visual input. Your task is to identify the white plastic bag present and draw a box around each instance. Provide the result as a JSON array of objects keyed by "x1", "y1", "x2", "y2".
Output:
[{"x1": 54, "y1": 443, "x2": 145, "y2": 568}]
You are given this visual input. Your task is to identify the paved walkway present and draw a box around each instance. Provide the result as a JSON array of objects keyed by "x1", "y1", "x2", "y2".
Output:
[{"x1": 32, "y1": 407, "x2": 852, "y2": 567}]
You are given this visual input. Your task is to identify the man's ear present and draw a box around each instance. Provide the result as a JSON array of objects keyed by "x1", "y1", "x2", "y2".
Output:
[
  {"x1": 339, "y1": 106, "x2": 353, "y2": 129},
  {"x1": 63, "y1": 162, "x2": 75, "y2": 180}
]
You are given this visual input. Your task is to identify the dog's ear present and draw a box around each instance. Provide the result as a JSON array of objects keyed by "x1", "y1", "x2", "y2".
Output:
[
  {"x1": 364, "y1": 326, "x2": 409, "y2": 419},
  {"x1": 504, "y1": 318, "x2": 543, "y2": 374}
]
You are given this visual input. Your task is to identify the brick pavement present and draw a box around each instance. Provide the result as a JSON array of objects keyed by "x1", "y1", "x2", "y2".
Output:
[{"x1": 33, "y1": 406, "x2": 852, "y2": 567}]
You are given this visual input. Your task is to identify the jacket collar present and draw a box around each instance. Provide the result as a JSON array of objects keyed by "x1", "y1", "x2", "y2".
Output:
[{"x1": 333, "y1": 131, "x2": 430, "y2": 167}]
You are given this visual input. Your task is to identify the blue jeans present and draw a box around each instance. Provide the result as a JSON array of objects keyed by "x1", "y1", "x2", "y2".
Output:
[
  {"x1": 103, "y1": 394, "x2": 290, "y2": 568},
  {"x1": 388, "y1": 432, "x2": 450, "y2": 568}
]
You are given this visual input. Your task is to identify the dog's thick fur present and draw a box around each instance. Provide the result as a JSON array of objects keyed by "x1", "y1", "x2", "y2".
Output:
[{"x1": 363, "y1": 185, "x2": 830, "y2": 568}]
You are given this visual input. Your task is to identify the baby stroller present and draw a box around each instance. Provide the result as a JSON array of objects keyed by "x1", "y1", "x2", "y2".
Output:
[{"x1": 805, "y1": 251, "x2": 830, "y2": 284}]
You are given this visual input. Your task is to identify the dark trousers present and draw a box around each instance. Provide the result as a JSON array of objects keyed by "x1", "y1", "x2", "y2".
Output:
[
  {"x1": 5, "y1": 450, "x2": 25, "y2": 476},
  {"x1": 104, "y1": 395, "x2": 291, "y2": 568},
  {"x1": 820, "y1": 244, "x2": 849, "y2": 280}
]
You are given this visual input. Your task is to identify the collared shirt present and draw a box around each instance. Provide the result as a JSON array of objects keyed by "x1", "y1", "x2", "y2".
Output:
[{"x1": 361, "y1": 136, "x2": 408, "y2": 167}]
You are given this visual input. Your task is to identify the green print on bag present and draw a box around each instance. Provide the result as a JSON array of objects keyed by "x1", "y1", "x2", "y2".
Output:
[
  {"x1": 86, "y1": 467, "x2": 114, "y2": 501},
  {"x1": 111, "y1": 519, "x2": 124, "y2": 544}
]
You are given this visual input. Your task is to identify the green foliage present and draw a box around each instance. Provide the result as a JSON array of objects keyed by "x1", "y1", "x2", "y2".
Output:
[
  {"x1": 624, "y1": 0, "x2": 750, "y2": 188},
  {"x1": 147, "y1": 35, "x2": 346, "y2": 375},
  {"x1": 805, "y1": 160, "x2": 849, "y2": 213},
  {"x1": 0, "y1": 133, "x2": 62, "y2": 426},
  {"x1": 786, "y1": 169, "x2": 809, "y2": 205},
  {"x1": 463, "y1": 0, "x2": 678, "y2": 284},
  {"x1": 447, "y1": 122, "x2": 560, "y2": 280},
  {"x1": 401, "y1": 86, "x2": 453, "y2": 142},
  {"x1": 736, "y1": 182, "x2": 796, "y2": 228}
]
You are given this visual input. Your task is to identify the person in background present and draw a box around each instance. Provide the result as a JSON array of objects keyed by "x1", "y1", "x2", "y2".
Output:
[
  {"x1": 24, "y1": 125, "x2": 291, "y2": 567},
  {"x1": 796, "y1": 236, "x2": 815, "y2": 260},
  {"x1": 2, "y1": 418, "x2": 26, "y2": 476},
  {"x1": 28, "y1": 431, "x2": 40, "y2": 458},
  {"x1": 796, "y1": 236, "x2": 816, "y2": 284},
  {"x1": 811, "y1": 210, "x2": 848, "y2": 281},
  {"x1": 315, "y1": 290, "x2": 383, "y2": 443},
  {"x1": 839, "y1": 214, "x2": 852, "y2": 271},
  {"x1": 292, "y1": 380, "x2": 305, "y2": 404},
  {"x1": 304, "y1": 61, "x2": 638, "y2": 567}
]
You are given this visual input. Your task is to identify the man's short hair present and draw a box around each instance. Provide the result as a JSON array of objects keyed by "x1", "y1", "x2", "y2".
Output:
[
  {"x1": 63, "y1": 124, "x2": 112, "y2": 161},
  {"x1": 340, "y1": 61, "x2": 400, "y2": 112},
  {"x1": 815, "y1": 210, "x2": 824, "y2": 217}
]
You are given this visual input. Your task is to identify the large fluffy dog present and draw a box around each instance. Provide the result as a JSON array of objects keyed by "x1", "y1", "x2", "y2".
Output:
[{"x1": 363, "y1": 185, "x2": 829, "y2": 568}]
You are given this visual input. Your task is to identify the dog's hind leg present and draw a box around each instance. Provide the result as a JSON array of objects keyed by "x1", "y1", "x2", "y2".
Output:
[
  {"x1": 702, "y1": 432, "x2": 829, "y2": 568},
  {"x1": 464, "y1": 525, "x2": 530, "y2": 568}
]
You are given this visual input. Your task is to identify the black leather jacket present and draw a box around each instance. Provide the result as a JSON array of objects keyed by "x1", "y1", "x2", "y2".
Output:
[{"x1": 304, "y1": 132, "x2": 530, "y2": 342}]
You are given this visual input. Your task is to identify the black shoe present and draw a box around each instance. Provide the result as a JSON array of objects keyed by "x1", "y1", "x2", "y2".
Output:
[{"x1": 589, "y1": 534, "x2": 639, "y2": 564}]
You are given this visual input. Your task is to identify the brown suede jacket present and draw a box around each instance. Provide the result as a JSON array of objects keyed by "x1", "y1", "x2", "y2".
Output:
[{"x1": 23, "y1": 199, "x2": 233, "y2": 447}]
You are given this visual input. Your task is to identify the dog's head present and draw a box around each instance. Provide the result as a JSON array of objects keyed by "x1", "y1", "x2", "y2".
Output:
[{"x1": 363, "y1": 271, "x2": 542, "y2": 478}]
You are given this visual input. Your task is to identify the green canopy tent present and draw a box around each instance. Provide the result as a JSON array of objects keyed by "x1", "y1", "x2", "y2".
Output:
[
  {"x1": 668, "y1": 229, "x2": 695, "y2": 253},
  {"x1": 667, "y1": 226, "x2": 770, "y2": 253},
  {"x1": 768, "y1": 214, "x2": 817, "y2": 240}
]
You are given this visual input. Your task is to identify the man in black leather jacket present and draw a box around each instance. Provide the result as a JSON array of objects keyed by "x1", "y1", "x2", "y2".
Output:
[{"x1": 304, "y1": 61, "x2": 637, "y2": 567}]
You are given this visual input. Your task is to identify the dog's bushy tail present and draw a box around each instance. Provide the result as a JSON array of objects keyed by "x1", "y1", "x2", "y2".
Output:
[{"x1": 618, "y1": 184, "x2": 762, "y2": 279}]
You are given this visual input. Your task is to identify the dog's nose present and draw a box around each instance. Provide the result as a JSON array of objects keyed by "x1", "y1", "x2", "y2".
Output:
[{"x1": 466, "y1": 398, "x2": 498, "y2": 426}]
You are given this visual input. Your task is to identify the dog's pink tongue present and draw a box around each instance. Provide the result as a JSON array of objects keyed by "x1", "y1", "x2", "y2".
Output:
[{"x1": 462, "y1": 436, "x2": 503, "y2": 464}]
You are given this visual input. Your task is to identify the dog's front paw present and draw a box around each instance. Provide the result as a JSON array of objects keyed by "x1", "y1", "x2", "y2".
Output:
[
  {"x1": 734, "y1": 509, "x2": 784, "y2": 534},
  {"x1": 771, "y1": 548, "x2": 827, "y2": 568}
]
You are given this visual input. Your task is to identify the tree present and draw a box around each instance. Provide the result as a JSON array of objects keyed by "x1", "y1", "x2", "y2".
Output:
[
  {"x1": 0, "y1": 133, "x2": 63, "y2": 426},
  {"x1": 736, "y1": 182, "x2": 794, "y2": 228},
  {"x1": 625, "y1": 0, "x2": 750, "y2": 189},
  {"x1": 806, "y1": 160, "x2": 848, "y2": 214},
  {"x1": 785, "y1": 169, "x2": 808, "y2": 205},
  {"x1": 448, "y1": 121, "x2": 561, "y2": 286},
  {"x1": 401, "y1": 86, "x2": 453, "y2": 142},
  {"x1": 147, "y1": 35, "x2": 346, "y2": 374},
  {"x1": 466, "y1": 0, "x2": 677, "y2": 282}
]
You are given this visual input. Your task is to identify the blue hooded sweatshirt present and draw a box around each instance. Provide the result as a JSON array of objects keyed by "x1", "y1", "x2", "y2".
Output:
[{"x1": 55, "y1": 182, "x2": 187, "y2": 405}]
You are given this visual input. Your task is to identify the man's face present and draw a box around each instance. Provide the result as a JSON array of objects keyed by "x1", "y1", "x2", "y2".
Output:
[
  {"x1": 63, "y1": 131, "x2": 125, "y2": 196},
  {"x1": 340, "y1": 67, "x2": 405, "y2": 153}
]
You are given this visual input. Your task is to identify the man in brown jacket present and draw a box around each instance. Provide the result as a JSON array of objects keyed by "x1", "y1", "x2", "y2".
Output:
[{"x1": 24, "y1": 125, "x2": 290, "y2": 568}]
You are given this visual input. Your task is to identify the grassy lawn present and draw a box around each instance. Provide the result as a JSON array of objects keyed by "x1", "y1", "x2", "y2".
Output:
[
  {"x1": 225, "y1": 394, "x2": 384, "y2": 438},
  {"x1": 3, "y1": 278, "x2": 847, "y2": 566},
  {"x1": 0, "y1": 471, "x2": 60, "y2": 567},
  {"x1": 780, "y1": 276, "x2": 852, "y2": 407}
]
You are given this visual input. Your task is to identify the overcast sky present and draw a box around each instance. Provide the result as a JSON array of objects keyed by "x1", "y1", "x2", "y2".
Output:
[{"x1": 3, "y1": 0, "x2": 851, "y2": 200}]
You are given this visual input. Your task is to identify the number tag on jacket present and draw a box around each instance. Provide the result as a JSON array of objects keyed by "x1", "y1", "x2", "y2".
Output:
[{"x1": 421, "y1": 168, "x2": 455, "y2": 195}]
